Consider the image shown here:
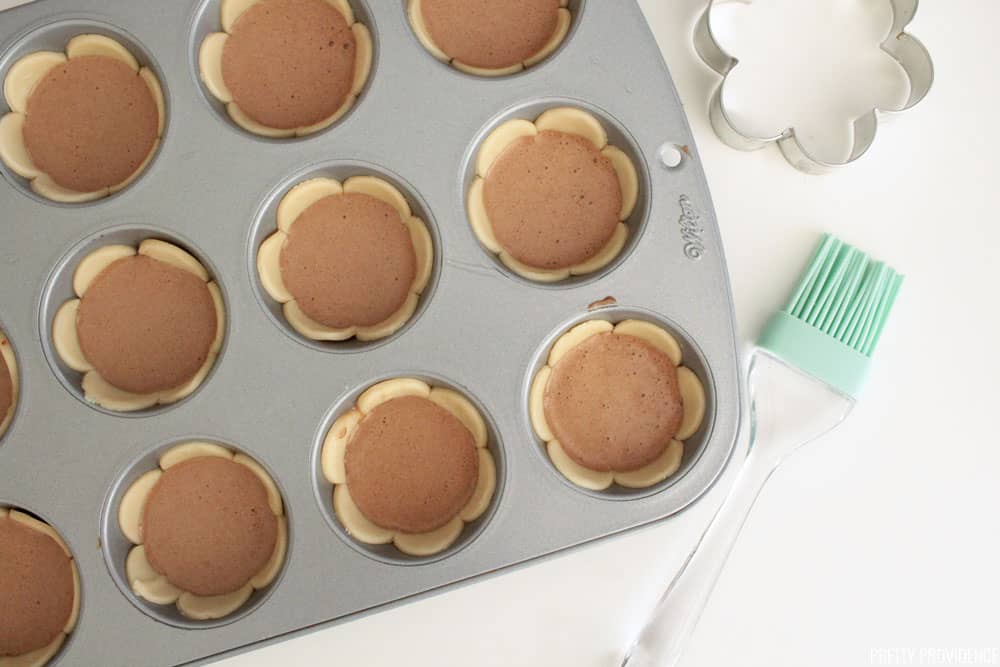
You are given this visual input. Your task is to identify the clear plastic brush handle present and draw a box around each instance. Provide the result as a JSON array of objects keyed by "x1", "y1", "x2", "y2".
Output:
[{"x1": 621, "y1": 349, "x2": 854, "y2": 667}]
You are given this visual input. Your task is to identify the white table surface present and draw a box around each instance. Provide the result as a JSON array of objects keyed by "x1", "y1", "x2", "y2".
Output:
[
  {"x1": 4, "y1": 0, "x2": 996, "y2": 665},
  {"x1": 215, "y1": 2, "x2": 999, "y2": 666}
]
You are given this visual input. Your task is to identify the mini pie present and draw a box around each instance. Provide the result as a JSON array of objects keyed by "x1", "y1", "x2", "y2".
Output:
[
  {"x1": 321, "y1": 378, "x2": 497, "y2": 557},
  {"x1": 0, "y1": 34, "x2": 164, "y2": 203},
  {"x1": 408, "y1": 0, "x2": 572, "y2": 76},
  {"x1": 118, "y1": 443, "x2": 287, "y2": 621},
  {"x1": 0, "y1": 508, "x2": 80, "y2": 667},
  {"x1": 468, "y1": 107, "x2": 639, "y2": 282},
  {"x1": 199, "y1": 0, "x2": 372, "y2": 138},
  {"x1": 257, "y1": 176, "x2": 433, "y2": 342},
  {"x1": 0, "y1": 330, "x2": 18, "y2": 440},
  {"x1": 52, "y1": 239, "x2": 225, "y2": 412},
  {"x1": 530, "y1": 319, "x2": 706, "y2": 490}
]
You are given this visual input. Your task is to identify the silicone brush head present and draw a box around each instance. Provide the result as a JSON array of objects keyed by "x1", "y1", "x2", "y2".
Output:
[{"x1": 757, "y1": 234, "x2": 903, "y2": 399}]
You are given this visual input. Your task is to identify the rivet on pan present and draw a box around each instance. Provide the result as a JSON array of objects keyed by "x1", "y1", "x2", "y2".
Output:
[{"x1": 657, "y1": 144, "x2": 686, "y2": 169}]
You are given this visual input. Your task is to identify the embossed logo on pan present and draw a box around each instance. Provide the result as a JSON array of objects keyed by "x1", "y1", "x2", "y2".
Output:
[{"x1": 678, "y1": 195, "x2": 706, "y2": 260}]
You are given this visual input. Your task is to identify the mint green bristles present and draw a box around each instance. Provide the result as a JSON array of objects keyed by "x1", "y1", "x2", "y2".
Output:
[{"x1": 757, "y1": 234, "x2": 903, "y2": 399}]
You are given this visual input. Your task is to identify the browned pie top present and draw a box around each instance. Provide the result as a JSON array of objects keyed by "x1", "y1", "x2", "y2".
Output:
[
  {"x1": 142, "y1": 457, "x2": 278, "y2": 597},
  {"x1": 483, "y1": 130, "x2": 622, "y2": 270},
  {"x1": 345, "y1": 395, "x2": 479, "y2": 534},
  {"x1": 222, "y1": 0, "x2": 356, "y2": 130},
  {"x1": 280, "y1": 193, "x2": 417, "y2": 329},
  {"x1": 420, "y1": 0, "x2": 561, "y2": 70},
  {"x1": 76, "y1": 254, "x2": 217, "y2": 396},
  {"x1": 544, "y1": 332, "x2": 683, "y2": 472},
  {"x1": 0, "y1": 341, "x2": 12, "y2": 424},
  {"x1": 0, "y1": 515, "x2": 75, "y2": 657},
  {"x1": 23, "y1": 55, "x2": 158, "y2": 193}
]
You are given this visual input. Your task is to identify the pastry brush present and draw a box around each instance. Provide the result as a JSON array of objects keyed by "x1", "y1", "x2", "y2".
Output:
[{"x1": 622, "y1": 233, "x2": 903, "y2": 666}]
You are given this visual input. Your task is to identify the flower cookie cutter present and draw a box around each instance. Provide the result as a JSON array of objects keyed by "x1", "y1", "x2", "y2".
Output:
[{"x1": 693, "y1": 0, "x2": 934, "y2": 174}]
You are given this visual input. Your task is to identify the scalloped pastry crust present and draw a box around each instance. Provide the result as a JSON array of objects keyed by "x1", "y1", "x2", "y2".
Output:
[
  {"x1": 408, "y1": 0, "x2": 572, "y2": 76},
  {"x1": 529, "y1": 319, "x2": 706, "y2": 490},
  {"x1": 322, "y1": 378, "x2": 496, "y2": 557},
  {"x1": 468, "y1": 107, "x2": 639, "y2": 281},
  {"x1": 0, "y1": 508, "x2": 80, "y2": 667},
  {"x1": 199, "y1": 0, "x2": 372, "y2": 137},
  {"x1": 0, "y1": 35, "x2": 164, "y2": 202},
  {"x1": 117, "y1": 443, "x2": 287, "y2": 620},
  {"x1": 51, "y1": 240, "x2": 225, "y2": 412},
  {"x1": 257, "y1": 176, "x2": 433, "y2": 342}
]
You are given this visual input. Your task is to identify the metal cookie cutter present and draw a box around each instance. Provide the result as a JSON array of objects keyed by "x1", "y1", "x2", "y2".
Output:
[{"x1": 693, "y1": 0, "x2": 934, "y2": 174}]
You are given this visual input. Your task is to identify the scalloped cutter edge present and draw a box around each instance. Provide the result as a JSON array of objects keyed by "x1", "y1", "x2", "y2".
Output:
[{"x1": 693, "y1": 0, "x2": 934, "y2": 174}]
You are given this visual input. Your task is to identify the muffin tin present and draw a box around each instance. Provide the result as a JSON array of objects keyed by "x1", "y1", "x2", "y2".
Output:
[{"x1": 0, "y1": 0, "x2": 741, "y2": 665}]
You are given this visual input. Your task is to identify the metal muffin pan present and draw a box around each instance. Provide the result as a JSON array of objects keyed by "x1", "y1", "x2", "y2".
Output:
[{"x1": 0, "y1": 0, "x2": 741, "y2": 665}]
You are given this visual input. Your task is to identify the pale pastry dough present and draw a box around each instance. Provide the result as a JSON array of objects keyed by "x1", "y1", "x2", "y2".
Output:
[
  {"x1": 3, "y1": 51, "x2": 66, "y2": 113},
  {"x1": 408, "y1": 0, "x2": 572, "y2": 76},
  {"x1": 201, "y1": 0, "x2": 371, "y2": 138},
  {"x1": 536, "y1": 107, "x2": 608, "y2": 149},
  {"x1": 0, "y1": 113, "x2": 39, "y2": 178},
  {"x1": 117, "y1": 442, "x2": 288, "y2": 620},
  {"x1": 343, "y1": 175, "x2": 411, "y2": 220},
  {"x1": 524, "y1": 5, "x2": 572, "y2": 68},
  {"x1": 257, "y1": 176, "x2": 433, "y2": 343},
  {"x1": 52, "y1": 240, "x2": 226, "y2": 412},
  {"x1": 323, "y1": 378, "x2": 497, "y2": 557},
  {"x1": 427, "y1": 387, "x2": 487, "y2": 448},
  {"x1": 198, "y1": 33, "x2": 231, "y2": 102},
  {"x1": 159, "y1": 442, "x2": 233, "y2": 469},
  {"x1": 0, "y1": 36, "x2": 164, "y2": 202},
  {"x1": 321, "y1": 409, "x2": 361, "y2": 485},
  {"x1": 548, "y1": 319, "x2": 613, "y2": 366},
  {"x1": 0, "y1": 509, "x2": 80, "y2": 667},
  {"x1": 530, "y1": 319, "x2": 707, "y2": 490},
  {"x1": 453, "y1": 60, "x2": 522, "y2": 78},
  {"x1": 468, "y1": 107, "x2": 639, "y2": 281},
  {"x1": 65, "y1": 34, "x2": 138, "y2": 70},
  {"x1": 613, "y1": 319, "x2": 682, "y2": 365},
  {"x1": 0, "y1": 331, "x2": 19, "y2": 439}
]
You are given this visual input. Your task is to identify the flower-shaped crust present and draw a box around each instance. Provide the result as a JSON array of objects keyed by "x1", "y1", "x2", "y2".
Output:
[
  {"x1": 0, "y1": 508, "x2": 80, "y2": 667},
  {"x1": 0, "y1": 331, "x2": 18, "y2": 440},
  {"x1": 199, "y1": 0, "x2": 372, "y2": 138},
  {"x1": 408, "y1": 0, "x2": 571, "y2": 77},
  {"x1": 0, "y1": 35, "x2": 164, "y2": 202},
  {"x1": 322, "y1": 378, "x2": 497, "y2": 557},
  {"x1": 468, "y1": 107, "x2": 638, "y2": 282},
  {"x1": 117, "y1": 443, "x2": 288, "y2": 621},
  {"x1": 530, "y1": 320, "x2": 706, "y2": 490},
  {"x1": 257, "y1": 176, "x2": 433, "y2": 342},
  {"x1": 51, "y1": 240, "x2": 225, "y2": 412}
]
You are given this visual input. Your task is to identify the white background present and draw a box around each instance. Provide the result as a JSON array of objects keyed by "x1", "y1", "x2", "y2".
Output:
[
  {"x1": 4, "y1": 0, "x2": 994, "y2": 664},
  {"x1": 222, "y1": 1, "x2": 1000, "y2": 666}
]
